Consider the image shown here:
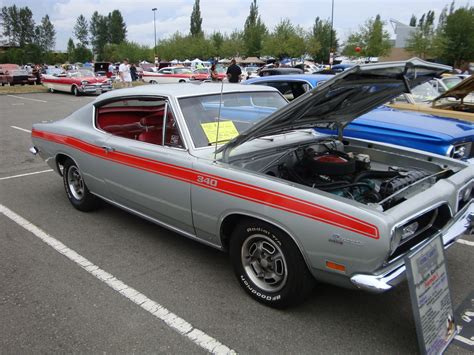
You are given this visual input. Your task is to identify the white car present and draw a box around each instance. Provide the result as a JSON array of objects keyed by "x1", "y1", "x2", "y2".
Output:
[{"x1": 142, "y1": 66, "x2": 193, "y2": 84}]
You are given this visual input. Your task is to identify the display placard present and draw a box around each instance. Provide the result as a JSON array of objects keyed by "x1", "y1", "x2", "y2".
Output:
[
  {"x1": 405, "y1": 236, "x2": 456, "y2": 355},
  {"x1": 201, "y1": 120, "x2": 239, "y2": 145}
]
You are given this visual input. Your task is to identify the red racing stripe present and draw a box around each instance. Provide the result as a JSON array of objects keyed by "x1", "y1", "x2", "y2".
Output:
[{"x1": 32, "y1": 129, "x2": 379, "y2": 239}]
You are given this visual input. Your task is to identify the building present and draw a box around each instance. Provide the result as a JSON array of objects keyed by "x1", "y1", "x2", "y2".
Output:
[{"x1": 380, "y1": 19, "x2": 417, "y2": 62}]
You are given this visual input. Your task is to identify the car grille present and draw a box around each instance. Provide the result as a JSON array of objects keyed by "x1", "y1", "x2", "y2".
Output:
[{"x1": 388, "y1": 204, "x2": 451, "y2": 262}]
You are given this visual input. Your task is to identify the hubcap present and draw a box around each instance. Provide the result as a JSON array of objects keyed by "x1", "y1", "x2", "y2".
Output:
[
  {"x1": 241, "y1": 234, "x2": 288, "y2": 292},
  {"x1": 67, "y1": 166, "x2": 85, "y2": 200}
]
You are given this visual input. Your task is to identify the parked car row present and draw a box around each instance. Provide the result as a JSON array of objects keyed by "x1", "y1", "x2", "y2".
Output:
[
  {"x1": 30, "y1": 59, "x2": 474, "y2": 308},
  {"x1": 245, "y1": 74, "x2": 474, "y2": 163}
]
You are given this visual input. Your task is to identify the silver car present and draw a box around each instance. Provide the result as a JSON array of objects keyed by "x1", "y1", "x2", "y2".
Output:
[{"x1": 31, "y1": 59, "x2": 474, "y2": 308}]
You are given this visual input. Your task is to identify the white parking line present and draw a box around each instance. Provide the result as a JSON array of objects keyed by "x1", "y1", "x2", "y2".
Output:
[
  {"x1": 0, "y1": 169, "x2": 53, "y2": 181},
  {"x1": 7, "y1": 95, "x2": 47, "y2": 103},
  {"x1": 0, "y1": 204, "x2": 235, "y2": 355},
  {"x1": 457, "y1": 239, "x2": 474, "y2": 247},
  {"x1": 10, "y1": 125, "x2": 31, "y2": 133}
]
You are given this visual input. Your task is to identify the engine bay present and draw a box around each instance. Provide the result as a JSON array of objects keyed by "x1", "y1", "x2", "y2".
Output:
[{"x1": 250, "y1": 140, "x2": 453, "y2": 210}]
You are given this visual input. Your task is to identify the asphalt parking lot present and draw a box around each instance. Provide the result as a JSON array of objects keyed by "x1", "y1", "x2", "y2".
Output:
[{"x1": 1, "y1": 92, "x2": 473, "y2": 353}]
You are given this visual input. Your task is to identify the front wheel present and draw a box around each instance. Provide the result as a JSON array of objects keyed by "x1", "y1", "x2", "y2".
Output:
[
  {"x1": 62, "y1": 159, "x2": 100, "y2": 212},
  {"x1": 229, "y1": 219, "x2": 315, "y2": 308},
  {"x1": 149, "y1": 80, "x2": 157, "y2": 84},
  {"x1": 72, "y1": 86, "x2": 80, "y2": 96}
]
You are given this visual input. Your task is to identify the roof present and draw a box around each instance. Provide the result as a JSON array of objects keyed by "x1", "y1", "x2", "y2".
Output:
[
  {"x1": 96, "y1": 83, "x2": 278, "y2": 101},
  {"x1": 245, "y1": 74, "x2": 333, "y2": 86}
]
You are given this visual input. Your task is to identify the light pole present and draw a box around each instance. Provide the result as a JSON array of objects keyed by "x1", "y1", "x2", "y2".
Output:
[
  {"x1": 329, "y1": 0, "x2": 334, "y2": 66},
  {"x1": 152, "y1": 8, "x2": 157, "y2": 63}
]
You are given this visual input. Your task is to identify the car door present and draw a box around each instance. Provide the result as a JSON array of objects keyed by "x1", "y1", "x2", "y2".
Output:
[{"x1": 95, "y1": 96, "x2": 195, "y2": 235}]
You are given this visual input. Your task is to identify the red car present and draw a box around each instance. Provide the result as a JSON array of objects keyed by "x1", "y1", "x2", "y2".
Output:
[
  {"x1": 42, "y1": 69, "x2": 113, "y2": 96},
  {"x1": 0, "y1": 64, "x2": 36, "y2": 86},
  {"x1": 191, "y1": 67, "x2": 227, "y2": 81}
]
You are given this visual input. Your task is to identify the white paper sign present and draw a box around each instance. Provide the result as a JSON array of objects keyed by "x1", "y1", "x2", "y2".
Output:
[{"x1": 405, "y1": 236, "x2": 456, "y2": 355}]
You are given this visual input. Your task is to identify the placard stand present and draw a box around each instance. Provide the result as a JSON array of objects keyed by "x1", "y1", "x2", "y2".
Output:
[{"x1": 405, "y1": 235, "x2": 457, "y2": 354}]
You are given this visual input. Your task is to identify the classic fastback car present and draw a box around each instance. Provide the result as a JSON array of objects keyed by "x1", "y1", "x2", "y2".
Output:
[
  {"x1": 42, "y1": 69, "x2": 113, "y2": 96},
  {"x1": 31, "y1": 59, "x2": 474, "y2": 308}
]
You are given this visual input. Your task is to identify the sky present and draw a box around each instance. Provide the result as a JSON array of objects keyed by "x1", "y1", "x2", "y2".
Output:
[{"x1": 2, "y1": 0, "x2": 469, "y2": 51}]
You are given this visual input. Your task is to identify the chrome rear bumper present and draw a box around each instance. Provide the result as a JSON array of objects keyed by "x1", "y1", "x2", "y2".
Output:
[{"x1": 350, "y1": 202, "x2": 474, "y2": 293}]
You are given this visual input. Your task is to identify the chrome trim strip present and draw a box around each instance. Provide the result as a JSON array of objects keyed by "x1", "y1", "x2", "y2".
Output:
[{"x1": 351, "y1": 202, "x2": 474, "y2": 293}]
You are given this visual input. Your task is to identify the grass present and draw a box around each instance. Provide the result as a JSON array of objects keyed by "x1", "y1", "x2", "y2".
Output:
[
  {"x1": 0, "y1": 84, "x2": 48, "y2": 95},
  {"x1": 112, "y1": 81, "x2": 148, "y2": 90}
]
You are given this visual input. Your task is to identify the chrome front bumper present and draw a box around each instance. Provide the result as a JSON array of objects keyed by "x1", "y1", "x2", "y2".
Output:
[{"x1": 350, "y1": 202, "x2": 474, "y2": 293}]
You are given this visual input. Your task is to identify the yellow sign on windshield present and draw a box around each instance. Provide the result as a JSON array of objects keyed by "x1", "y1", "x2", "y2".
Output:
[{"x1": 201, "y1": 120, "x2": 239, "y2": 144}]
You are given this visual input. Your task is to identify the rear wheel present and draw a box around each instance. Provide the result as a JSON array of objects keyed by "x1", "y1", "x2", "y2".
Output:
[
  {"x1": 149, "y1": 80, "x2": 158, "y2": 84},
  {"x1": 179, "y1": 79, "x2": 186, "y2": 83},
  {"x1": 229, "y1": 219, "x2": 315, "y2": 308},
  {"x1": 62, "y1": 159, "x2": 100, "y2": 212}
]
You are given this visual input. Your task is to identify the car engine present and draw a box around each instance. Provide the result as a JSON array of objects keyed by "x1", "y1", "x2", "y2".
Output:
[{"x1": 260, "y1": 141, "x2": 446, "y2": 209}]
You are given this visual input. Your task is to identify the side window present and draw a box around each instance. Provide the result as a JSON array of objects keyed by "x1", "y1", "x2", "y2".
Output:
[
  {"x1": 95, "y1": 98, "x2": 184, "y2": 148},
  {"x1": 159, "y1": 68, "x2": 172, "y2": 74},
  {"x1": 264, "y1": 81, "x2": 294, "y2": 101}
]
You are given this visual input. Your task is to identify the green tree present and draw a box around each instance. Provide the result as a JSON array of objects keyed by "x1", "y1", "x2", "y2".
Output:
[
  {"x1": 190, "y1": 0, "x2": 203, "y2": 37},
  {"x1": 343, "y1": 14, "x2": 391, "y2": 57},
  {"x1": 103, "y1": 41, "x2": 152, "y2": 63},
  {"x1": 90, "y1": 11, "x2": 109, "y2": 60},
  {"x1": 67, "y1": 38, "x2": 75, "y2": 62},
  {"x1": 17, "y1": 6, "x2": 35, "y2": 46},
  {"x1": 262, "y1": 19, "x2": 305, "y2": 59},
  {"x1": 210, "y1": 31, "x2": 224, "y2": 57},
  {"x1": 35, "y1": 15, "x2": 56, "y2": 52},
  {"x1": 437, "y1": 5, "x2": 474, "y2": 67},
  {"x1": 220, "y1": 30, "x2": 245, "y2": 58},
  {"x1": 307, "y1": 17, "x2": 338, "y2": 63},
  {"x1": 74, "y1": 14, "x2": 89, "y2": 46},
  {"x1": 0, "y1": 5, "x2": 20, "y2": 45},
  {"x1": 72, "y1": 46, "x2": 93, "y2": 63},
  {"x1": 409, "y1": 14, "x2": 417, "y2": 27},
  {"x1": 406, "y1": 10, "x2": 436, "y2": 59},
  {"x1": 243, "y1": 0, "x2": 267, "y2": 56},
  {"x1": 108, "y1": 10, "x2": 127, "y2": 44}
]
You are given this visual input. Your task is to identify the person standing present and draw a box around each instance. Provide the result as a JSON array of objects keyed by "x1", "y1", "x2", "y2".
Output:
[
  {"x1": 119, "y1": 58, "x2": 132, "y2": 88},
  {"x1": 130, "y1": 63, "x2": 138, "y2": 81},
  {"x1": 210, "y1": 63, "x2": 219, "y2": 81},
  {"x1": 226, "y1": 59, "x2": 242, "y2": 83}
]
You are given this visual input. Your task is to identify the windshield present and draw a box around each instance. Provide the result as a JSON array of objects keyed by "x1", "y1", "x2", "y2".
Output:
[
  {"x1": 410, "y1": 82, "x2": 439, "y2": 103},
  {"x1": 179, "y1": 91, "x2": 287, "y2": 148},
  {"x1": 68, "y1": 70, "x2": 95, "y2": 77},
  {"x1": 442, "y1": 77, "x2": 462, "y2": 89},
  {"x1": 175, "y1": 67, "x2": 193, "y2": 74},
  {"x1": 11, "y1": 70, "x2": 28, "y2": 75}
]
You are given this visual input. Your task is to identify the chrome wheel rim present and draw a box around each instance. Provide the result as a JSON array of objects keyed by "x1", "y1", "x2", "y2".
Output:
[
  {"x1": 67, "y1": 166, "x2": 85, "y2": 200},
  {"x1": 241, "y1": 234, "x2": 288, "y2": 292}
]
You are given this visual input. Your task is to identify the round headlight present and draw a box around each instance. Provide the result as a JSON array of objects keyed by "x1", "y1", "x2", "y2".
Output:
[{"x1": 462, "y1": 186, "x2": 472, "y2": 202}]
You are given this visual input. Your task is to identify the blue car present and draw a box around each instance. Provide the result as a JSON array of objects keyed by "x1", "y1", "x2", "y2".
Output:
[{"x1": 245, "y1": 74, "x2": 474, "y2": 161}]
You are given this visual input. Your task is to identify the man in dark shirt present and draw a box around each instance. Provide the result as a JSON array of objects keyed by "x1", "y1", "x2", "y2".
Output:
[{"x1": 226, "y1": 59, "x2": 242, "y2": 83}]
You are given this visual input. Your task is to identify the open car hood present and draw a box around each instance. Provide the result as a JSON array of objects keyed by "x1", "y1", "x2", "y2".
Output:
[
  {"x1": 434, "y1": 75, "x2": 474, "y2": 102},
  {"x1": 220, "y1": 58, "x2": 450, "y2": 161}
]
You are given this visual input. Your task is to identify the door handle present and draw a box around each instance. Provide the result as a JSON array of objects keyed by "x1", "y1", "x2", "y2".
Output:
[{"x1": 102, "y1": 146, "x2": 115, "y2": 153}]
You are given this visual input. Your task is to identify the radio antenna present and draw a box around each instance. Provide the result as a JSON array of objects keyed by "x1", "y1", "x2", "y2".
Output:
[{"x1": 213, "y1": 79, "x2": 225, "y2": 162}]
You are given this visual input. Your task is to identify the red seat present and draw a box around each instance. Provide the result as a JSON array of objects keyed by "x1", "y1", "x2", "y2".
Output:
[{"x1": 138, "y1": 128, "x2": 163, "y2": 145}]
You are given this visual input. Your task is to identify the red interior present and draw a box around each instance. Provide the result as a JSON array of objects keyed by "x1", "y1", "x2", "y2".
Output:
[{"x1": 96, "y1": 105, "x2": 182, "y2": 146}]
